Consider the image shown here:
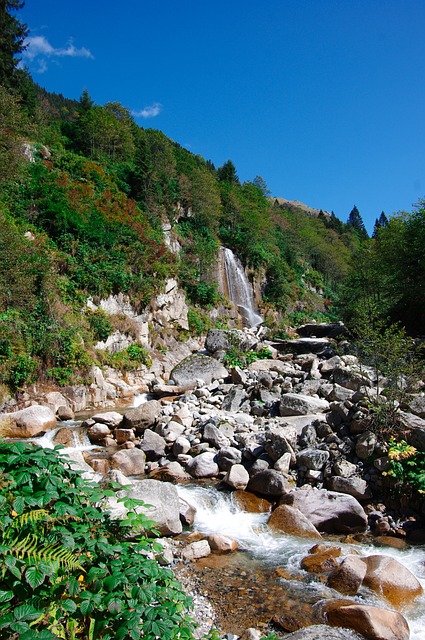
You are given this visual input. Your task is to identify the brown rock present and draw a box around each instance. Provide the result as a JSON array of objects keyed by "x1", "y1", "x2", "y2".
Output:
[
  {"x1": 204, "y1": 534, "x2": 238, "y2": 553},
  {"x1": 326, "y1": 603, "x2": 410, "y2": 640},
  {"x1": 0, "y1": 405, "x2": 56, "y2": 438},
  {"x1": 301, "y1": 547, "x2": 341, "y2": 573},
  {"x1": 234, "y1": 490, "x2": 272, "y2": 513},
  {"x1": 363, "y1": 554, "x2": 423, "y2": 608},
  {"x1": 374, "y1": 536, "x2": 407, "y2": 550},
  {"x1": 57, "y1": 405, "x2": 74, "y2": 421},
  {"x1": 88, "y1": 458, "x2": 109, "y2": 474},
  {"x1": 327, "y1": 555, "x2": 367, "y2": 595},
  {"x1": 268, "y1": 504, "x2": 322, "y2": 539}
]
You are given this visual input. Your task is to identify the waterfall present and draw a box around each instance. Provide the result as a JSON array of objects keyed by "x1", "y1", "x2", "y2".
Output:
[{"x1": 221, "y1": 247, "x2": 263, "y2": 328}]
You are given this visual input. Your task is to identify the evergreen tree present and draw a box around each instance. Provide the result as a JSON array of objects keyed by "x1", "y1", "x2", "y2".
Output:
[
  {"x1": 0, "y1": 0, "x2": 28, "y2": 89},
  {"x1": 347, "y1": 205, "x2": 368, "y2": 240},
  {"x1": 217, "y1": 159, "x2": 240, "y2": 184},
  {"x1": 372, "y1": 211, "x2": 389, "y2": 238}
]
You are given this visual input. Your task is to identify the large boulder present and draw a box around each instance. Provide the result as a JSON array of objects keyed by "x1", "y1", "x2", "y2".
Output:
[
  {"x1": 288, "y1": 486, "x2": 368, "y2": 534},
  {"x1": 91, "y1": 411, "x2": 124, "y2": 428},
  {"x1": 138, "y1": 429, "x2": 167, "y2": 459},
  {"x1": 0, "y1": 405, "x2": 57, "y2": 438},
  {"x1": 327, "y1": 556, "x2": 368, "y2": 595},
  {"x1": 326, "y1": 603, "x2": 410, "y2": 640},
  {"x1": 170, "y1": 354, "x2": 228, "y2": 386},
  {"x1": 279, "y1": 393, "x2": 329, "y2": 417},
  {"x1": 224, "y1": 464, "x2": 250, "y2": 490},
  {"x1": 110, "y1": 449, "x2": 146, "y2": 476},
  {"x1": 363, "y1": 555, "x2": 423, "y2": 608},
  {"x1": 205, "y1": 329, "x2": 257, "y2": 354},
  {"x1": 268, "y1": 504, "x2": 321, "y2": 539},
  {"x1": 121, "y1": 479, "x2": 182, "y2": 536},
  {"x1": 187, "y1": 452, "x2": 219, "y2": 478},
  {"x1": 297, "y1": 448, "x2": 330, "y2": 470},
  {"x1": 122, "y1": 400, "x2": 162, "y2": 432},
  {"x1": 264, "y1": 426, "x2": 297, "y2": 462},
  {"x1": 247, "y1": 470, "x2": 292, "y2": 497},
  {"x1": 296, "y1": 322, "x2": 345, "y2": 338}
]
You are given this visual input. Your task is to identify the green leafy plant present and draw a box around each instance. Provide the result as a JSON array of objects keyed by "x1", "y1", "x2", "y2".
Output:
[
  {"x1": 0, "y1": 441, "x2": 196, "y2": 640},
  {"x1": 383, "y1": 438, "x2": 425, "y2": 494}
]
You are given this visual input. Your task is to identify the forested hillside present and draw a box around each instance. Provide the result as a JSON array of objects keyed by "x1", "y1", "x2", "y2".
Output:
[{"x1": 1, "y1": 1, "x2": 424, "y2": 394}]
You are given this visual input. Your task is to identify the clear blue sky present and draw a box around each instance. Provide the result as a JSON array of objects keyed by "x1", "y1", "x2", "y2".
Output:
[{"x1": 20, "y1": 0, "x2": 425, "y2": 233}]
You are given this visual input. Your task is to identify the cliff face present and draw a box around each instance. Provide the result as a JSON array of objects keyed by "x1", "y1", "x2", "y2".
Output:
[{"x1": 273, "y1": 197, "x2": 331, "y2": 219}]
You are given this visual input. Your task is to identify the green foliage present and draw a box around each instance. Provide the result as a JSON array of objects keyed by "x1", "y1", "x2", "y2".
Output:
[
  {"x1": 223, "y1": 345, "x2": 272, "y2": 369},
  {"x1": 88, "y1": 311, "x2": 113, "y2": 342},
  {"x1": 384, "y1": 439, "x2": 425, "y2": 495},
  {"x1": 105, "y1": 343, "x2": 152, "y2": 371},
  {"x1": 187, "y1": 308, "x2": 212, "y2": 336},
  {"x1": 0, "y1": 441, "x2": 196, "y2": 640},
  {"x1": 352, "y1": 310, "x2": 423, "y2": 437}
]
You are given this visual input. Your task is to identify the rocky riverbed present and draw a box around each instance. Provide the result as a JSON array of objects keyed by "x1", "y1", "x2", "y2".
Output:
[{"x1": 1, "y1": 324, "x2": 425, "y2": 639}]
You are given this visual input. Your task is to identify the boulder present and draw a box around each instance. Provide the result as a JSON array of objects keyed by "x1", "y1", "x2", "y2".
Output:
[
  {"x1": 138, "y1": 429, "x2": 167, "y2": 459},
  {"x1": 224, "y1": 464, "x2": 250, "y2": 490},
  {"x1": 327, "y1": 476, "x2": 372, "y2": 501},
  {"x1": 114, "y1": 428, "x2": 136, "y2": 444},
  {"x1": 407, "y1": 394, "x2": 425, "y2": 418},
  {"x1": 179, "y1": 497, "x2": 197, "y2": 526},
  {"x1": 296, "y1": 322, "x2": 345, "y2": 338},
  {"x1": 333, "y1": 459, "x2": 358, "y2": 478},
  {"x1": 216, "y1": 446, "x2": 242, "y2": 471},
  {"x1": 222, "y1": 387, "x2": 248, "y2": 412},
  {"x1": 170, "y1": 354, "x2": 228, "y2": 386},
  {"x1": 87, "y1": 423, "x2": 112, "y2": 443},
  {"x1": 264, "y1": 426, "x2": 298, "y2": 462},
  {"x1": 57, "y1": 405, "x2": 75, "y2": 421},
  {"x1": 333, "y1": 367, "x2": 371, "y2": 391},
  {"x1": 268, "y1": 504, "x2": 321, "y2": 539},
  {"x1": 272, "y1": 338, "x2": 331, "y2": 355},
  {"x1": 202, "y1": 423, "x2": 231, "y2": 449},
  {"x1": 327, "y1": 556, "x2": 367, "y2": 595},
  {"x1": 363, "y1": 555, "x2": 423, "y2": 608},
  {"x1": 234, "y1": 490, "x2": 272, "y2": 513},
  {"x1": 355, "y1": 431, "x2": 377, "y2": 459},
  {"x1": 173, "y1": 436, "x2": 191, "y2": 456},
  {"x1": 91, "y1": 411, "x2": 124, "y2": 428},
  {"x1": 326, "y1": 603, "x2": 410, "y2": 640},
  {"x1": 122, "y1": 400, "x2": 162, "y2": 432},
  {"x1": 300, "y1": 546, "x2": 341, "y2": 573},
  {"x1": 0, "y1": 405, "x2": 57, "y2": 438},
  {"x1": 288, "y1": 486, "x2": 368, "y2": 533},
  {"x1": 297, "y1": 448, "x2": 330, "y2": 470},
  {"x1": 281, "y1": 625, "x2": 365, "y2": 640},
  {"x1": 181, "y1": 539, "x2": 211, "y2": 561},
  {"x1": 205, "y1": 329, "x2": 257, "y2": 354},
  {"x1": 279, "y1": 393, "x2": 329, "y2": 417},
  {"x1": 247, "y1": 470, "x2": 292, "y2": 497},
  {"x1": 188, "y1": 452, "x2": 219, "y2": 478},
  {"x1": 110, "y1": 449, "x2": 146, "y2": 476},
  {"x1": 204, "y1": 534, "x2": 238, "y2": 553},
  {"x1": 149, "y1": 461, "x2": 190, "y2": 484},
  {"x1": 123, "y1": 479, "x2": 182, "y2": 535}
]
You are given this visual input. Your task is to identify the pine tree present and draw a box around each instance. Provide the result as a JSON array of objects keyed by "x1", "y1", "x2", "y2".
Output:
[
  {"x1": 0, "y1": 0, "x2": 28, "y2": 89},
  {"x1": 347, "y1": 205, "x2": 368, "y2": 240},
  {"x1": 372, "y1": 211, "x2": 389, "y2": 238}
]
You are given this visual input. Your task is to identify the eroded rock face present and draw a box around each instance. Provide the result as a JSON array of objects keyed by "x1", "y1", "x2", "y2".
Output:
[
  {"x1": 288, "y1": 486, "x2": 368, "y2": 534},
  {"x1": 0, "y1": 405, "x2": 57, "y2": 438}
]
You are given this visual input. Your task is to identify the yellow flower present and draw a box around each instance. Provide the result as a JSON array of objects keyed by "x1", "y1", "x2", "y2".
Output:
[
  {"x1": 11, "y1": 510, "x2": 18, "y2": 517},
  {"x1": 77, "y1": 575, "x2": 85, "y2": 582}
]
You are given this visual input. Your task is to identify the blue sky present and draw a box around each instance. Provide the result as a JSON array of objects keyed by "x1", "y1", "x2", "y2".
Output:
[{"x1": 20, "y1": 0, "x2": 425, "y2": 233}]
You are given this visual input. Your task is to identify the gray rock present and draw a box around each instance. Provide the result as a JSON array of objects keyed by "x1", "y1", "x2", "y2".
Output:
[
  {"x1": 173, "y1": 436, "x2": 191, "y2": 456},
  {"x1": 279, "y1": 393, "x2": 329, "y2": 416},
  {"x1": 205, "y1": 329, "x2": 257, "y2": 354},
  {"x1": 181, "y1": 539, "x2": 211, "y2": 561},
  {"x1": 87, "y1": 422, "x2": 111, "y2": 443},
  {"x1": 333, "y1": 459, "x2": 358, "y2": 478},
  {"x1": 114, "y1": 428, "x2": 136, "y2": 444},
  {"x1": 138, "y1": 429, "x2": 167, "y2": 459},
  {"x1": 171, "y1": 354, "x2": 228, "y2": 386},
  {"x1": 281, "y1": 625, "x2": 364, "y2": 640},
  {"x1": 247, "y1": 469, "x2": 291, "y2": 497},
  {"x1": 216, "y1": 446, "x2": 242, "y2": 471},
  {"x1": 273, "y1": 452, "x2": 292, "y2": 474},
  {"x1": 298, "y1": 424, "x2": 317, "y2": 448},
  {"x1": 222, "y1": 387, "x2": 248, "y2": 412},
  {"x1": 407, "y1": 394, "x2": 425, "y2": 418},
  {"x1": 297, "y1": 448, "x2": 330, "y2": 471},
  {"x1": 0, "y1": 405, "x2": 57, "y2": 438},
  {"x1": 296, "y1": 322, "x2": 345, "y2": 338},
  {"x1": 327, "y1": 476, "x2": 372, "y2": 501},
  {"x1": 289, "y1": 486, "x2": 368, "y2": 533},
  {"x1": 264, "y1": 426, "x2": 298, "y2": 461},
  {"x1": 202, "y1": 423, "x2": 231, "y2": 449},
  {"x1": 224, "y1": 464, "x2": 250, "y2": 490},
  {"x1": 188, "y1": 452, "x2": 219, "y2": 478},
  {"x1": 333, "y1": 367, "x2": 371, "y2": 391},
  {"x1": 123, "y1": 400, "x2": 162, "y2": 432},
  {"x1": 110, "y1": 449, "x2": 146, "y2": 476},
  {"x1": 355, "y1": 431, "x2": 376, "y2": 459},
  {"x1": 319, "y1": 355, "x2": 344, "y2": 376},
  {"x1": 91, "y1": 411, "x2": 124, "y2": 427},
  {"x1": 123, "y1": 479, "x2": 182, "y2": 536}
]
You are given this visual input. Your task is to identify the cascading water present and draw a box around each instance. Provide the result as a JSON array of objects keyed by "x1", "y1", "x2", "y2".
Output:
[
  {"x1": 178, "y1": 484, "x2": 425, "y2": 639},
  {"x1": 222, "y1": 247, "x2": 263, "y2": 328}
]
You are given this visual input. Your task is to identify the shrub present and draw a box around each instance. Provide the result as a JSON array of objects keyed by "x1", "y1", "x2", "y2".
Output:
[
  {"x1": 384, "y1": 438, "x2": 425, "y2": 495},
  {"x1": 0, "y1": 441, "x2": 196, "y2": 639},
  {"x1": 88, "y1": 310, "x2": 113, "y2": 342}
]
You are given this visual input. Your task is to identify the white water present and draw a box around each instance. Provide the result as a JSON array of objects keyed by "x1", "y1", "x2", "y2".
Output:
[
  {"x1": 178, "y1": 485, "x2": 425, "y2": 639},
  {"x1": 223, "y1": 247, "x2": 263, "y2": 328}
]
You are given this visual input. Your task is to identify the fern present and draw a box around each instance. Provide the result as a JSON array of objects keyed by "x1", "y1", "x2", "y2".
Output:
[{"x1": 3, "y1": 533, "x2": 83, "y2": 571}]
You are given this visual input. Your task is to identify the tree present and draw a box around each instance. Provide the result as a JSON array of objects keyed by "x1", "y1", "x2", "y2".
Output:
[
  {"x1": 347, "y1": 205, "x2": 368, "y2": 240},
  {"x1": 217, "y1": 159, "x2": 240, "y2": 184},
  {"x1": 372, "y1": 211, "x2": 389, "y2": 238},
  {"x1": 0, "y1": 0, "x2": 28, "y2": 89},
  {"x1": 252, "y1": 175, "x2": 270, "y2": 196}
]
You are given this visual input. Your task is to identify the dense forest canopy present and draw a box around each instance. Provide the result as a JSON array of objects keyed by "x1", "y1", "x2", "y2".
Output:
[{"x1": 0, "y1": 1, "x2": 424, "y2": 392}]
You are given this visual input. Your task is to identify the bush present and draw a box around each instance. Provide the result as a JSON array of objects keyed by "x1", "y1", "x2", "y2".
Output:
[
  {"x1": 0, "y1": 441, "x2": 196, "y2": 639},
  {"x1": 88, "y1": 310, "x2": 113, "y2": 342}
]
